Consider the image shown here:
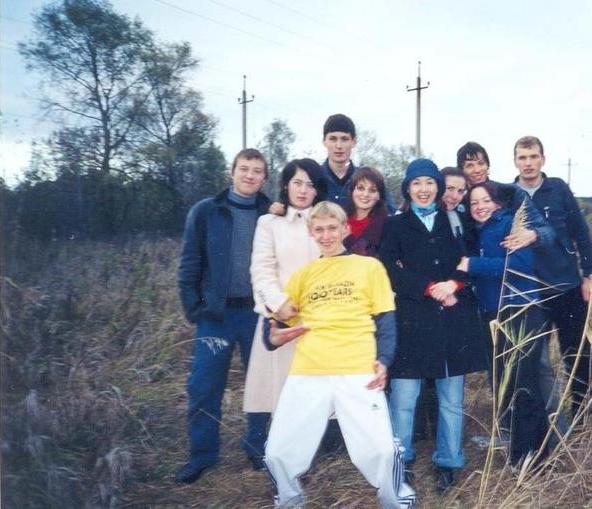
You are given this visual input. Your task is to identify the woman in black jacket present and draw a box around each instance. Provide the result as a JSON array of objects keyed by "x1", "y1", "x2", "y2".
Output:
[{"x1": 379, "y1": 159, "x2": 486, "y2": 492}]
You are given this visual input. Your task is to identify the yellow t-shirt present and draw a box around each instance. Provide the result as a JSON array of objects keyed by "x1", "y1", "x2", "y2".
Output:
[{"x1": 284, "y1": 254, "x2": 395, "y2": 375}]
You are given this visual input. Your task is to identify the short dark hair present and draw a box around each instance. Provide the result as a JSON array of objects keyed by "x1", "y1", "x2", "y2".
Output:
[
  {"x1": 456, "y1": 142, "x2": 490, "y2": 169},
  {"x1": 469, "y1": 181, "x2": 504, "y2": 208},
  {"x1": 231, "y1": 148, "x2": 268, "y2": 177},
  {"x1": 440, "y1": 166, "x2": 466, "y2": 179},
  {"x1": 346, "y1": 166, "x2": 387, "y2": 217},
  {"x1": 323, "y1": 113, "x2": 356, "y2": 139},
  {"x1": 514, "y1": 136, "x2": 545, "y2": 157},
  {"x1": 278, "y1": 158, "x2": 326, "y2": 214}
]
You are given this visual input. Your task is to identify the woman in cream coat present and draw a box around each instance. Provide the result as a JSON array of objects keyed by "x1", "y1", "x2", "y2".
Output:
[{"x1": 244, "y1": 158, "x2": 326, "y2": 413}]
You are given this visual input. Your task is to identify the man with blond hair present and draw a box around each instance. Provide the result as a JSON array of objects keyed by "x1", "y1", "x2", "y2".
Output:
[{"x1": 263, "y1": 201, "x2": 415, "y2": 509}]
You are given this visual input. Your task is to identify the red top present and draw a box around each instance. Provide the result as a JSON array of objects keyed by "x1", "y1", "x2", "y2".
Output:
[{"x1": 347, "y1": 215, "x2": 370, "y2": 239}]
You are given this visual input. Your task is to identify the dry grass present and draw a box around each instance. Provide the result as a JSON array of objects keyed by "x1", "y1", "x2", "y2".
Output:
[{"x1": 1, "y1": 237, "x2": 591, "y2": 508}]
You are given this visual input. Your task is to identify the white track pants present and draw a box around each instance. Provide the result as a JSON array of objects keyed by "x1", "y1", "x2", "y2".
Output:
[{"x1": 265, "y1": 374, "x2": 416, "y2": 509}]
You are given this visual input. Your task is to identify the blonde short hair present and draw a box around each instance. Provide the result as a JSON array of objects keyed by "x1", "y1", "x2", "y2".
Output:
[{"x1": 308, "y1": 201, "x2": 347, "y2": 227}]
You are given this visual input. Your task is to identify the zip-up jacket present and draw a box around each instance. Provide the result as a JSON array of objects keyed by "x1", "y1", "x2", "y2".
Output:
[
  {"x1": 516, "y1": 173, "x2": 592, "y2": 290},
  {"x1": 177, "y1": 188, "x2": 271, "y2": 323},
  {"x1": 468, "y1": 209, "x2": 539, "y2": 313}
]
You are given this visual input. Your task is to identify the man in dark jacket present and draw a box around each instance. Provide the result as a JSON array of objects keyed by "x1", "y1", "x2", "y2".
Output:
[
  {"x1": 176, "y1": 148, "x2": 271, "y2": 483},
  {"x1": 456, "y1": 141, "x2": 554, "y2": 250},
  {"x1": 513, "y1": 136, "x2": 592, "y2": 415},
  {"x1": 321, "y1": 114, "x2": 396, "y2": 214}
]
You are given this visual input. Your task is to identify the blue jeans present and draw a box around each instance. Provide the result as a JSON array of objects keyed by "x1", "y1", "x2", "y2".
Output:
[
  {"x1": 389, "y1": 376, "x2": 465, "y2": 468},
  {"x1": 186, "y1": 307, "x2": 269, "y2": 467}
]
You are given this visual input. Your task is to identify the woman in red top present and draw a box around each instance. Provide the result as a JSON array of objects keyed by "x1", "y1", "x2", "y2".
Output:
[{"x1": 344, "y1": 166, "x2": 389, "y2": 257}]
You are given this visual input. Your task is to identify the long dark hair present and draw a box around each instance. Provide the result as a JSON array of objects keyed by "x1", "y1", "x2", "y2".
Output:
[
  {"x1": 278, "y1": 158, "x2": 327, "y2": 215},
  {"x1": 346, "y1": 166, "x2": 387, "y2": 217}
]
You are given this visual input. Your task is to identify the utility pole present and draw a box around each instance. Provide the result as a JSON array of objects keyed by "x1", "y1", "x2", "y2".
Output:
[
  {"x1": 238, "y1": 75, "x2": 255, "y2": 149},
  {"x1": 406, "y1": 61, "x2": 430, "y2": 157},
  {"x1": 566, "y1": 157, "x2": 576, "y2": 186}
]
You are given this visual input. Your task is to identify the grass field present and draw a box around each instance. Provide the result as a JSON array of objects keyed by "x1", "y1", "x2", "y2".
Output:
[{"x1": 2, "y1": 237, "x2": 590, "y2": 508}]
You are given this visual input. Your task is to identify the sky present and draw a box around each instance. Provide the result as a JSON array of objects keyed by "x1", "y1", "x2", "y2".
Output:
[{"x1": 2, "y1": 0, "x2": 592, "y2": 194}]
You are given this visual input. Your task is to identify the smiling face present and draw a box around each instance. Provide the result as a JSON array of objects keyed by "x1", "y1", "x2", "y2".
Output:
[
  {"x1": 287, "y1": 168, "x2": 317, "y2": 209},
  {"x1": 231, "y1": 157, "x2": 267, "y2": 197},
  {"x1": 408, "y1": 176, "x2": 438, "y2": 207},
  {"x1": 470, "y1": 186, "x2": 500, "y2": 223},
  {"x1": 323, "y1": 131, "x2": 356, "y2": 166},
  {"x1": 462, "y1": 153, "x2": 489, "y2": 186},
  {"x1": 352, "y1": 178, "x2": 380, "y2": 217},
  {"x1": 443, "y1": 175, "x2": 467, "y2": 211},
  {"x1": 309, "y1": 215, "x2": 349, "y2": 257}
]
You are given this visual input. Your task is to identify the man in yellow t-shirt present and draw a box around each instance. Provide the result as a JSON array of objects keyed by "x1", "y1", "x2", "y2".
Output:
[{"x1": 263, "y1": 201, "x2": 416, "y2": 509}]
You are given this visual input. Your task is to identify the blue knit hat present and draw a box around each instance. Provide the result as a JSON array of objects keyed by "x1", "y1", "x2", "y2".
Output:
[{"x1": 401, "y1": 158, "x2": 444, "y2": 201}]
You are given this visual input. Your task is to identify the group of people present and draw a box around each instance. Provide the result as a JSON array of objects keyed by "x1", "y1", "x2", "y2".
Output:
[{"x1": 175, "y1": 113, "x2": 591, "y2": 508}]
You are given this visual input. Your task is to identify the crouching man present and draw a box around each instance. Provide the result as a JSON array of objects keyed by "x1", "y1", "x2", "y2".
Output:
[{"x1": 263, "y1": 201, "x2": 416, "y2": 509}]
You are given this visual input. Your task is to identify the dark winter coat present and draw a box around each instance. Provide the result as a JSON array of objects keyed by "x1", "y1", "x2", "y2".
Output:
[
  {"x1": 177, "y1": 188, "x2": 271, "y2": 323},
  {"x1": 379, "y1": 209, "x2": 487, "y2": 379},
  {"x1": 462, "y1": 179, "x2": 555, "y2": 247},
  {"x1": 515, "y1": 174, "x2": 592, "y2": 291},
  {"x1": 468, "y1": 209, "x2": 539, "y2": 313}
]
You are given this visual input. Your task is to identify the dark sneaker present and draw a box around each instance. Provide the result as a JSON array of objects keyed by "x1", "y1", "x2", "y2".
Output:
[
  {"x1": 435, "y1": 466, "x2": 455, "y2": 494},
  {"x1": 175, "y1": 462, "x2": 213, "y2": 484}
]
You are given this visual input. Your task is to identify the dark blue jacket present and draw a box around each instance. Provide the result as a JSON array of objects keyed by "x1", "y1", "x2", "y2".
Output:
[
  {"x1": 468, "y1": 209, "x2": 539, "y2": 313},
  {"x1": 177, "y1": 188, "x2": 271, "y2": 323},
  {"x1": 463, "y1": 180, "x2": 555, "y2": 247},
  {"x1": 515, "y1": 174, "x2": 592, "y2": 291},
  {"x1": 321, "y1": 159, "x2": 397, "y2": 214}
]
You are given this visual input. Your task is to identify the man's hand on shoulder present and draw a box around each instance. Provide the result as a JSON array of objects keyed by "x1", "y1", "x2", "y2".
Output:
[
  {"x1": 269, "y1": 202, "x2": 285, "y2": 216},
  {"x1": 366, "y1": 361, "x2": 388, "y2": 390}
]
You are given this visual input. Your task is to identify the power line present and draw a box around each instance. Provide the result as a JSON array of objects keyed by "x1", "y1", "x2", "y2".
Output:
[
  {"x1": 151, "y1": 0, "x2": 290, "y2": 49},
  {"x1": 262, "y1": 0, "x2": 381, "y2": 50},
  {"x1": 203, "y1": 0, "x2": 335, "y2": 53}
]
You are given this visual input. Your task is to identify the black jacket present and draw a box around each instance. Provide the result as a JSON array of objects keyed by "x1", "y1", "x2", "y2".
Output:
[
  {"x1": 516, "y1": 174, "x2": 592, "y2": 291},
  {"x1": 379, "y1": 209, "x2": 487, "y2": 378},
  {"x1": 177, "y1": 188, "x2": 271, "y2": 322}
]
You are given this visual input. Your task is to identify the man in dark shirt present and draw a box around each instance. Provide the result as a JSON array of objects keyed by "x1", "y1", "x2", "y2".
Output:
[
  {"x1": 321, "y1": 114, "x2": 396, "y2": 213},
  {"x1": 513, "y1": 135, "x2": 591, "y2": 416}
]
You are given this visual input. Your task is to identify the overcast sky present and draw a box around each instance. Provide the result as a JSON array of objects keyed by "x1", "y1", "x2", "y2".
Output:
[{"x1": 2, "y1": 0, "x2": 592, "y2": 194}]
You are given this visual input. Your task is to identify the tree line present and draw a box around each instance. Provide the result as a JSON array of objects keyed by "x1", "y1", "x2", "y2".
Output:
[{"x1": 2, "y1": 0, "x2": 411, "y2": 243}]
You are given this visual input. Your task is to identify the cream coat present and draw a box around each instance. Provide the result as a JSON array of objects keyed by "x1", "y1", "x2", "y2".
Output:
[{"x1": 243, "y1": 207, "x2": 320, "y2": 412}]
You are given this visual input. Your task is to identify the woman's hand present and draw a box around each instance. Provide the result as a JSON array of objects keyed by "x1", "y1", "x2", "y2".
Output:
[
  {"x1": 456, "y1": 256, "x2": 469, "y2": 272},
  {"x1": 429, "y1": 280, "x2": 457, "y2": 302},
  {"x1": 441, "y1": 294, "x2": 458, "y2": 307},
  {"x1": 275, "y1": 300, "x2": 298, "y2": 321}
]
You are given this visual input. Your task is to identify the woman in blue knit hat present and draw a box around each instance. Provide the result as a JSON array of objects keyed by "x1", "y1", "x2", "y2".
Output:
[{"x1": 378, "y1": 158, "x2": 487, "y2": 493}]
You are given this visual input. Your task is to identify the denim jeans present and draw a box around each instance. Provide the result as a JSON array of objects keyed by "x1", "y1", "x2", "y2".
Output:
[
  {"x1": 186, "y1": 307, "x2": 269, "y2": 467},
  {"x1": 389, "y1": 375, "x2": 465, "y2": 468}
]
